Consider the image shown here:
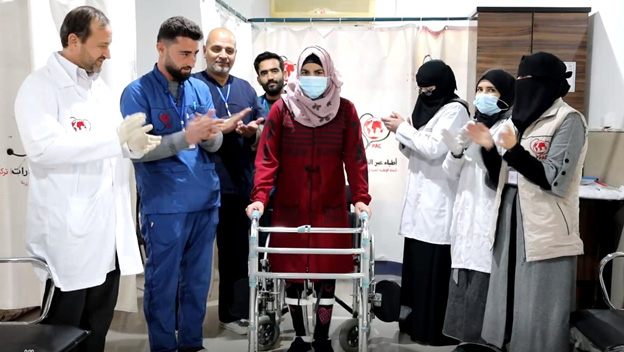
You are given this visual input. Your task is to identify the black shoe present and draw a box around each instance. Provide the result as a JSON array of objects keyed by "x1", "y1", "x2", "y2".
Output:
[
  {"x1": 288, "y1": 337, "x2": 312, "y2": 352},
  {"x1": 178, "y1": 347, "x2": 207, "y2": 352},
  {"x1": 311, "y1": 339, "x2": 334, "y2": 352},
  {"x1": 453, "y1": 343, "x2": 498, "y2": 352}
]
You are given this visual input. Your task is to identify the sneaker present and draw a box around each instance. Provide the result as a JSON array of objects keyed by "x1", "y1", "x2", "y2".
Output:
[
  {"x1": 219, "y1": 319, "x2": 249, "y2": 335},
  {"x1": 288, "y1": 337, "x2": 312, "y2": 352},
  {"x1": 311, "y1": 339, "x2": 333, "y2": 352}
]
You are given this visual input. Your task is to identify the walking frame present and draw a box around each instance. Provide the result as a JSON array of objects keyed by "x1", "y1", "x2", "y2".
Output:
[{"x1": 247, "y1": 210, "x2": 374, "y2": 352}]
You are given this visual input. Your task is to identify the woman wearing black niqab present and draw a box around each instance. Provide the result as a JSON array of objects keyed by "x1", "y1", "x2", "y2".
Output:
[
  {"x1": 469, "y1": 52, "x2": 587, "y2": 352},
  {"x1": 382, "y1": 59, "x2": 470, "y2": 346}
]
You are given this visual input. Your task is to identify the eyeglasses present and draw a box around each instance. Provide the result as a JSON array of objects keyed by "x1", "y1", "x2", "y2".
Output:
[{"x1": 418, "y1": 86, "x2": 436, "y2": 96}]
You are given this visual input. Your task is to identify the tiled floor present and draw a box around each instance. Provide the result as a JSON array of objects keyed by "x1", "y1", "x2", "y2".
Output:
[{"x1": 104, "y1": 274, "x2": 458, "y2": 352}]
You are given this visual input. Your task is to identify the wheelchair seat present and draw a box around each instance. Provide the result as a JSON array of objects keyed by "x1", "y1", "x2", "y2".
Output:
[
  {"x1": 0, "y1": 258, "x2": 90, "y2": 352},
  {"x1": 0, "y1": 324, "x2": 89, "y2": 352},
  {"x1": 571, "y1": 252, "x2": 624, "y2": 352}
]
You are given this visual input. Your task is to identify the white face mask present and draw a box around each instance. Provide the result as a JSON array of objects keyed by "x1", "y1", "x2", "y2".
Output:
[
  {"x1": 299, "y1": 76, "x2": 328, "y2": 99},
  {"x1": 473, "y1": 93, "x2": 502, "y2": 115}
]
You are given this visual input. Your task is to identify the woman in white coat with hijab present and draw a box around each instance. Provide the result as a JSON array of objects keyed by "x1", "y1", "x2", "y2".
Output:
[
  {"x1": 440, "y1": 69, "x2": 516, "y2": 352},
  {"x1": 382, "y1": 59, "x2": 469, "y2": 346},
  {"x1": 13, "y1": 6, "x2": 159, "y2": 352}
]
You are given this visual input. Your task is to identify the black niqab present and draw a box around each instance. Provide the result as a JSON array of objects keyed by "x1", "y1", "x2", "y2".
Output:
[
  {"x1": 511, "y1": 52, "x2": 571, "y2": 134},
  {"x1": 412, "y1": 60, "x2": 459, "y2": 129}
]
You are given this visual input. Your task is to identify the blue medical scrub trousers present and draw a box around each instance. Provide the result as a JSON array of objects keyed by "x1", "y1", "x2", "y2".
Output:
[{"x1": 141, "y1": 208, "x2": 218, "y2": 352}]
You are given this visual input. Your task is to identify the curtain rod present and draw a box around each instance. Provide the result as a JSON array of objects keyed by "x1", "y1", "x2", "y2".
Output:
[
  {"x1": 214, "y1": 0, "x2": 250, "y2": 23},
  {"x1": 248, "y1": 17, "x2": 472, "y2": 23}
]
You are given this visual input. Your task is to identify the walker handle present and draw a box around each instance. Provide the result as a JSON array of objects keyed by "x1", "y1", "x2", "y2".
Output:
[
  {"x1": 251, "y1": 210, "x2": 260, "y2": 220},
  {"x1": 359, "y1": 211, "x2": 369, "y2": 221}
]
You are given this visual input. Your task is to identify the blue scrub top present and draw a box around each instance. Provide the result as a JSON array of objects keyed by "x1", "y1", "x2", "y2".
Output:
[{"x1": 121, "y1": 65, "x2": 220, "y2": 214}]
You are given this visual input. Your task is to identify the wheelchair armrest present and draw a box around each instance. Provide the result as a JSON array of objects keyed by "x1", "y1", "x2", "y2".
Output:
[
  {"x1": 0, "y1": 257, "x2": 55, "y2": 324},
  {"x1": 599, "y1": 252, "x2": 624, "y2": 311}
]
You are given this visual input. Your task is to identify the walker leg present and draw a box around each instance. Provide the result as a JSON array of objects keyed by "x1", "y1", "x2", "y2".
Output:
[{"x1": 248, "y1": 283, "x2": 258, "y2": 352}]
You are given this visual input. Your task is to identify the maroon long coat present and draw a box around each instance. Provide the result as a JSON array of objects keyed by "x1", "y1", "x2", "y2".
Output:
[{"x1": 251, "y1": 97, "x2": 371, "y2": 275}]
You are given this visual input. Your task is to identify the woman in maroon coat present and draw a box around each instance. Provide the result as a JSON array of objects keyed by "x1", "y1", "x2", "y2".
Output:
[{"x1": 246, "y1": 45, "x2": 372, "y2": 352}]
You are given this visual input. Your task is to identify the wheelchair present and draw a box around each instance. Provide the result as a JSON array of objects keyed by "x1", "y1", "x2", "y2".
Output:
[
  {"x1": 571, "y1": 252, "x2": 624, "y2": 352},
  {"x1": 246, "y1": 210, "x2": 381, "y2": 352},
  {"x1": 0, "y1": 257, "x2": 89, "y2": 352}
]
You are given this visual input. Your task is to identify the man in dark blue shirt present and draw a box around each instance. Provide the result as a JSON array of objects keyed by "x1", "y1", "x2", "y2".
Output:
[
  {"x1": 193, "y1": 27, "x2": 264, "y2": 335},
  {"x1": 253, "y1": 51, "x2": 285, "y2": 115}
]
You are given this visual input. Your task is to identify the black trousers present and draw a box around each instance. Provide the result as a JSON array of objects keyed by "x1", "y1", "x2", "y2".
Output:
[
  {"x1": 216, "y1": 194, "x2": 251, "y2": 323},
  {"x1": 42, "y1": 264, "x2": 120, "y2": 352},
  {"x1": 400, "y1": 238, "x2": 457, "y2": 346}
]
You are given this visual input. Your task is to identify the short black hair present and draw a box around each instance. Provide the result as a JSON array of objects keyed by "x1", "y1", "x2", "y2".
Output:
[
  {"x1": 157, "y1": 16, "x2": 203, "y2": 44},
  {"x1": 253, "y1": 51, "x2": 284, "y2": 74},
  {"x1": 59, "y1": 6, "x2": 109, "y2": 48}
]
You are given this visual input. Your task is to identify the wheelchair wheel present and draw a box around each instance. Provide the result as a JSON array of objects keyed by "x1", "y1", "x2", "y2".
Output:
[
  {"x1": 338, "y1": 318, "x2": 360, "y2": 352},
  {"x1": 257, "y1": 315, "x2": 280, "y2": 351}
]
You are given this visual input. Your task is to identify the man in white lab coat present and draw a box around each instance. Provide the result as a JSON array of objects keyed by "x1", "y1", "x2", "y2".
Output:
[{"x1": 13, "y1": 6, "x2": 160, "y2": 352}]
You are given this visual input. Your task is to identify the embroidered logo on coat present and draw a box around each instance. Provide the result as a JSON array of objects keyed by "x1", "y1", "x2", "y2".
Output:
[
  {"x1": 159, "y1": 113, "x2": 172, "y2": 130},
  {"x1": 530, "y1": 139, "x2": 551, "y2": 160},
  {"x1": 70, "y1": 117, "x2": 91, "y2": 132}
]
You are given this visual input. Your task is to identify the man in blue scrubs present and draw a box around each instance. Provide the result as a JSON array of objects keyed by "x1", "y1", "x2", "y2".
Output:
[
  {"x1": 193, "y1": 27, "x2": 265, "y2": 334},
  {"x1": 120, "y1": 17, "x2": 245, "y2": 352}
]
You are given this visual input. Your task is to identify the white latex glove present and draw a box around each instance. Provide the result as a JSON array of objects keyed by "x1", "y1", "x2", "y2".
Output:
[
  {"x1": 458, "y1": 121, "x2": 474, "y2": 149},
  {"x1": 127, "y1": 124, "x2": 162, "y2": 154},
  {"x1": 118, "y1": 112, "x2": 147, "y2": 145},
  {"x1": 441, "y1": 129, "x2": 464, "y2": 156}
]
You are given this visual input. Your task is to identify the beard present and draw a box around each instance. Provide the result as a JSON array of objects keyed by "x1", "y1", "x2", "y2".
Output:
[
  {"x1": 208, "y1": 60, "x2": 231, "y2": 75},
  {"x1": 165, "y1": 57, "x2": 192, "y2": 82},
  {"x1": 79, "y1": 51, "x2": 104, "y2": 73},
  {"x1": 261, "y1": 79, "x2": 285, "y2": 96}
]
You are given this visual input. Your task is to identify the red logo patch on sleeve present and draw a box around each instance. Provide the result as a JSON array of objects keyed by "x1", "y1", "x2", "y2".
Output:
[
  {"x1": 530, "y1": 139, "x2": 550, "y2": 160},
  {"x1": 71, "y1": 117, "x2": 91, "y2": 132}
]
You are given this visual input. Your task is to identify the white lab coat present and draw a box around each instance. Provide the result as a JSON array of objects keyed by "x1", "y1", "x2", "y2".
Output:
[
  {"x1": 442, "y1": 120, "x2": 507, "y2": 273},
  {"x1": 396, "y1": 102, "x2": 469, "y2": 245},
  {"x1": 14, "y1": 53, "x2": 143, "y2": 291}
]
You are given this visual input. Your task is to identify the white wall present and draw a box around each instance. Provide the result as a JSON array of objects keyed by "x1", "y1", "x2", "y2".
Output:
[
  {"x1": 135, "y1": 0, "x2": 203, "y2": 77},
  {"x1": 586, "y1": 0, "x2": 624, "y2": 129},
  {"x1": 135, "y1": 0, "x2": 254, "y2": 84}
]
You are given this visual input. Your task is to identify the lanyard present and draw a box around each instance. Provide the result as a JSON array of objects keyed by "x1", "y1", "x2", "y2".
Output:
[
  {"x1": 216, "y1": 84, "x2": 231, "y2": 116},
  {"x1": 167, "y1": 86, "x2": 188, "y2": 129}
]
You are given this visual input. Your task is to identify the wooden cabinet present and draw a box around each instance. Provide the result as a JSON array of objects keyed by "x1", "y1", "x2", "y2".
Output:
[{"x1": 475, "y1": 7, "x2": 590, "y2": 114}]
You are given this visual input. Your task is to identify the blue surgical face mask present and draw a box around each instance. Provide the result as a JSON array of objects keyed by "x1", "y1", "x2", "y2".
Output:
[
  {"x1": 473, "y1": 93, "x2": 502, "y2": 115},
  {"x1": 299, "y1": 76, "x2": 328, "y2": 99}
]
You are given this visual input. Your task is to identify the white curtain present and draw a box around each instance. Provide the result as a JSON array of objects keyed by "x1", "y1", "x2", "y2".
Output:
[
  {"x1": 251, "y1": 22, "x2": 472, "y2": 262},
  {"x1": 0, "y1": 0, "x2": 139, "y2": 312}
]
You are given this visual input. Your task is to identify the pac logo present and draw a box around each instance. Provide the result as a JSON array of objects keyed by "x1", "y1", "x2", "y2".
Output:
[
  {"x1": 70, "y1": 117, "x2": 90, "y2": 132},
  {"x1": 282, "y1": 56, "x2": 295, "y2": 83},
  {"x1": 530, "y1": 139, "x2": 550, "y2": 160},
  {"x1": 360, "y1": 113, "x2": 390, "y2": 149},
  {"x1": 159, "y1": 113, "x2": 172, "y2": 131}
]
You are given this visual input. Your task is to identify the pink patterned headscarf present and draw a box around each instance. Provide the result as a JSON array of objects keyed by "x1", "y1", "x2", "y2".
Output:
[{"x1": 283, "y1": 45, "x2": 343, "y2": 128}]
